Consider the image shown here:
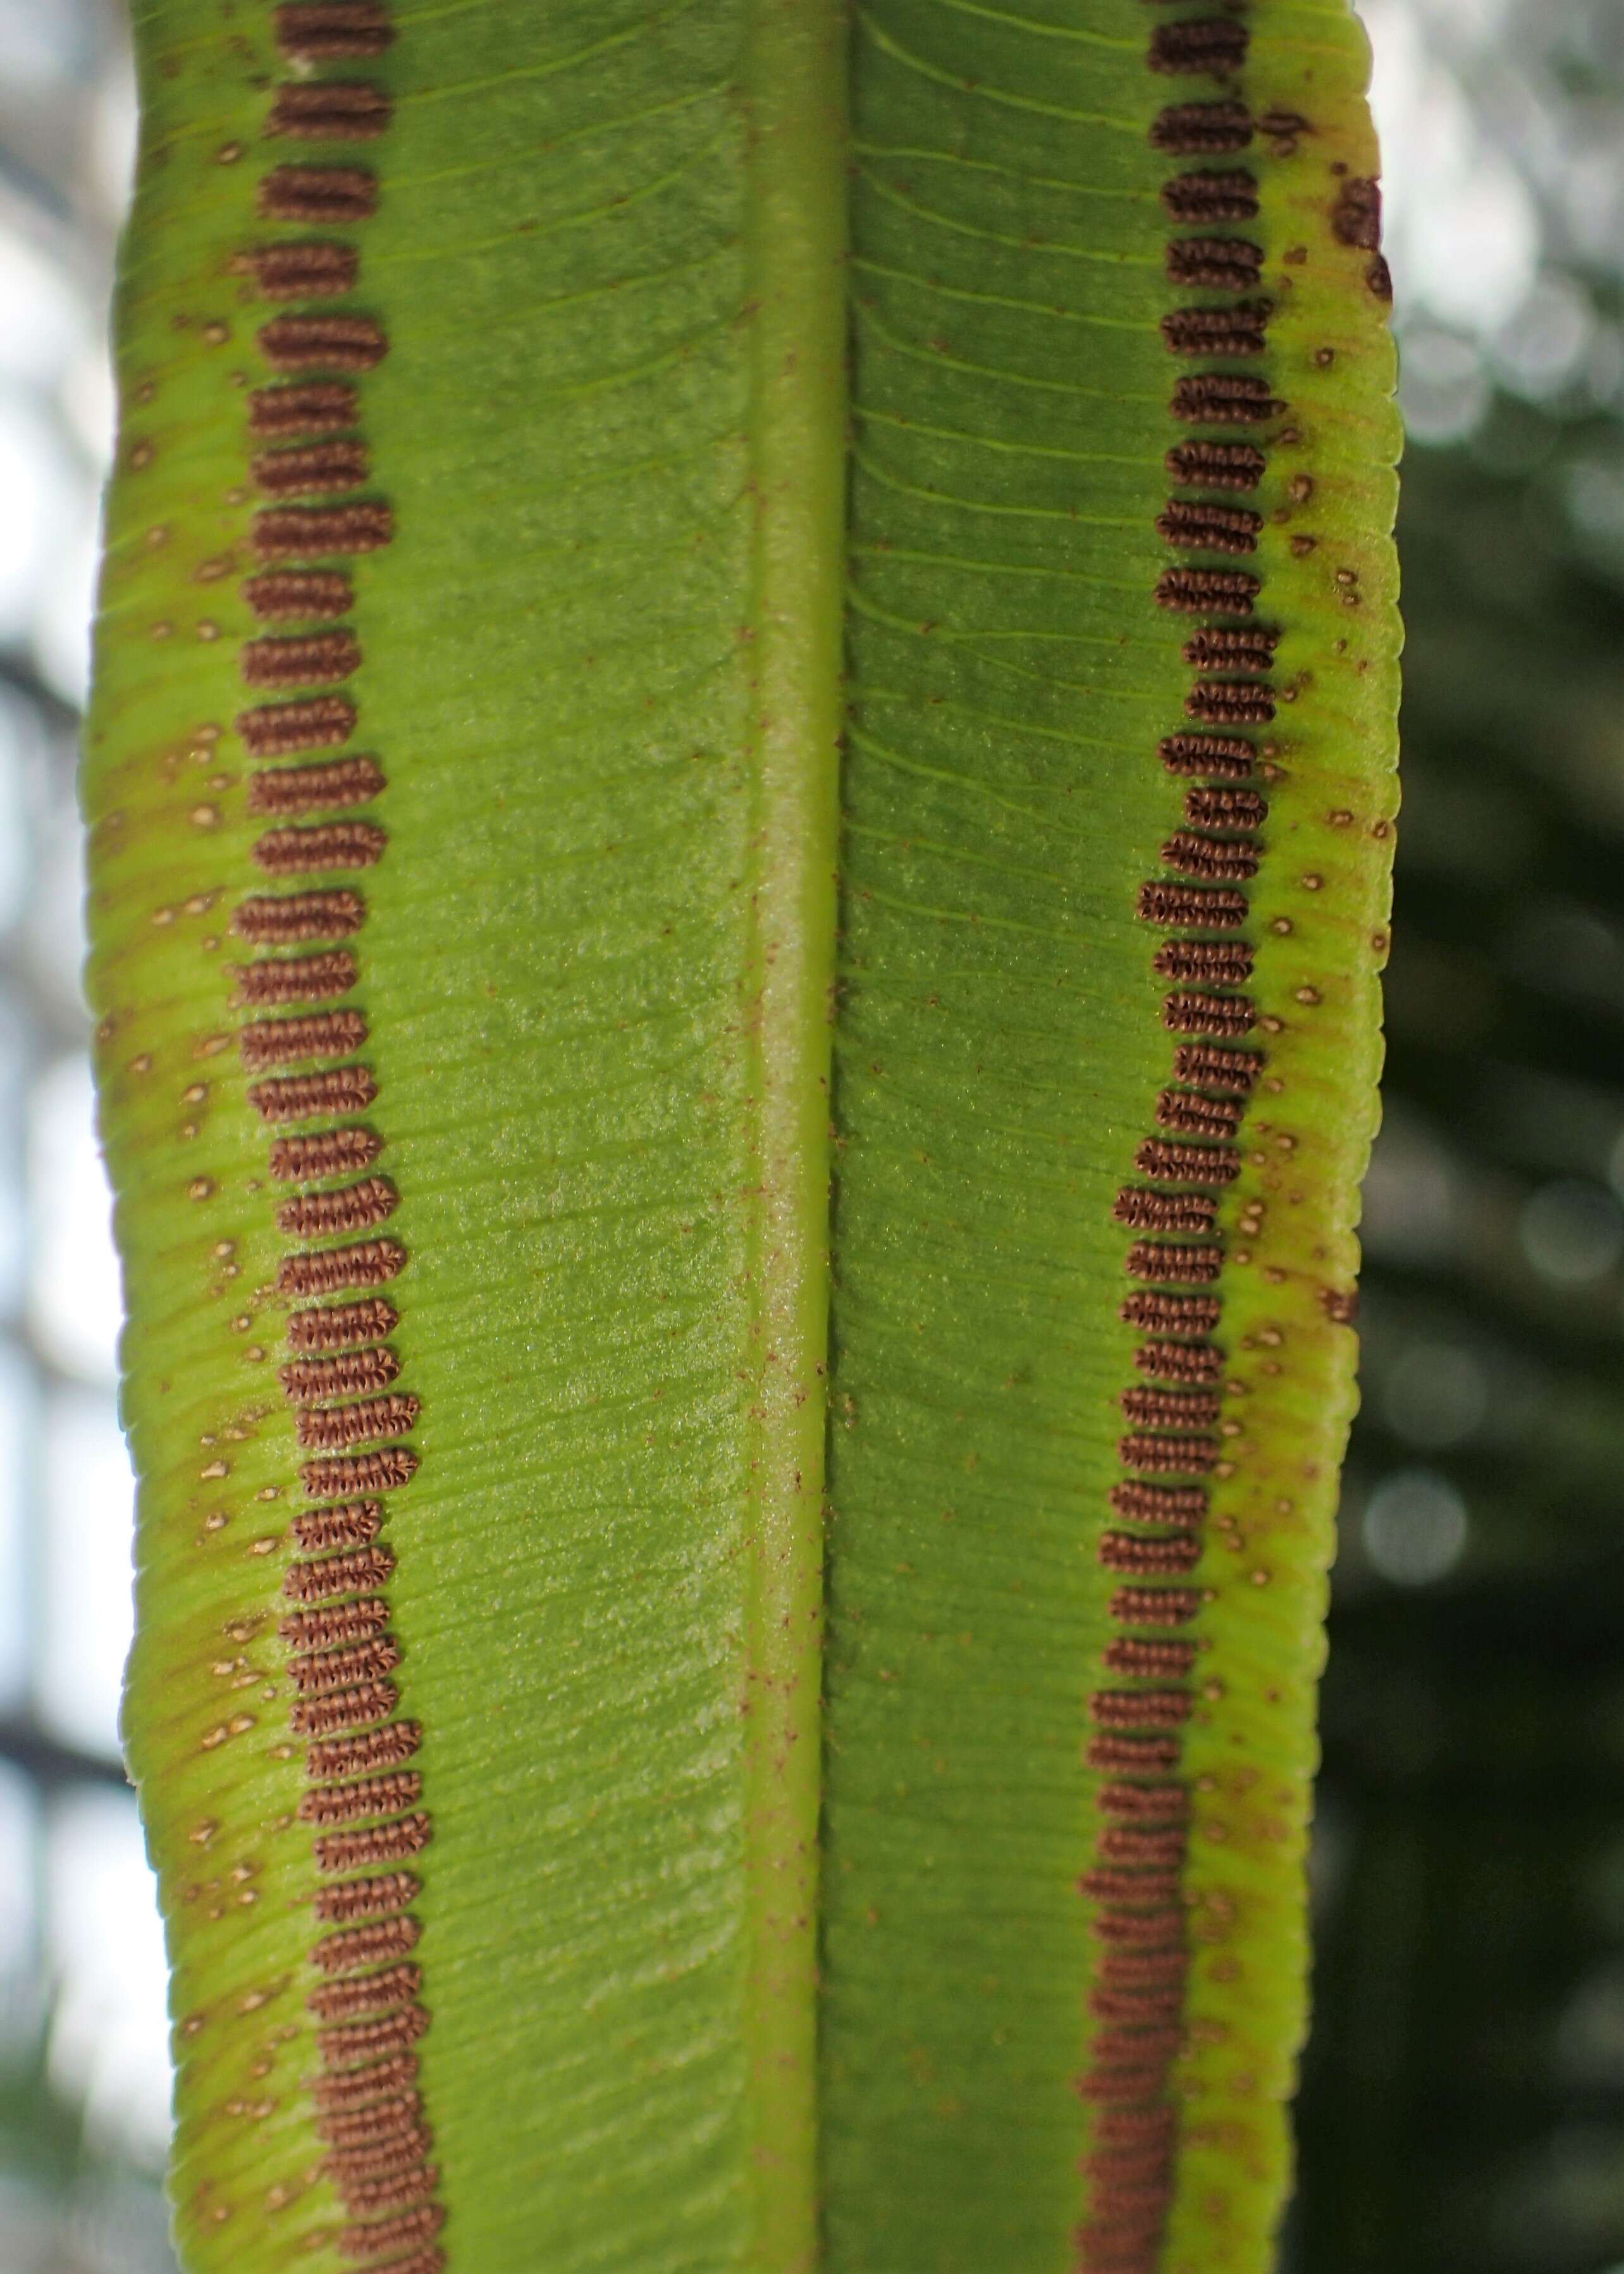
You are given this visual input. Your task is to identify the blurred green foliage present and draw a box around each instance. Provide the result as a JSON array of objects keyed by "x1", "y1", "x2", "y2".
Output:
[{"x1": 0, "y1": 2017, "x2": 173, "y2": 2273}]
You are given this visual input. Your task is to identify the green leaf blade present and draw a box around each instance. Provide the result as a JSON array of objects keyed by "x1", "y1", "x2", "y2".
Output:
[
  {"x1": 86, "y1": 3, "x2": 1398, "y2": 2270},
  {"x1": 822, "y1": 3, "x2": 1398, "y2": 2268}
]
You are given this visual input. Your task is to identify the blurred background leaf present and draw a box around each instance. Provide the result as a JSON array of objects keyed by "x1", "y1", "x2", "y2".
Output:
[{"x1": 0, "y1": 0, "x2": 176, "y2": 2265}]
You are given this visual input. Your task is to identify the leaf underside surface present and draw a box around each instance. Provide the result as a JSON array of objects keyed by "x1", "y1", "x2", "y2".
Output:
[{"x1": 84, "y1": 4, "x2": 1399, "y2": 2273}]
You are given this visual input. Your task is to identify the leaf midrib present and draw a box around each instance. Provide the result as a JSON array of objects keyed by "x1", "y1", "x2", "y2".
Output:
[{"x1": 737, "y1": 4, "x2": 848, "y2": 2267}]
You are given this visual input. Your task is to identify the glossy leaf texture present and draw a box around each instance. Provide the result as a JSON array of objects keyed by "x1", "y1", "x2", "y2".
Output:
[{"x1": 83, "y1": 5, "x2": 1399, "y2": 2274}]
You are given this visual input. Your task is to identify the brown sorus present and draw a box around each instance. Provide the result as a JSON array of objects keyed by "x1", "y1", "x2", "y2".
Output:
[
  {"x1": 252, "y1": 501, "x2": 394, "y2": 559},
  {"x1": 278, "y1": 1177, "x2": 402, "y2": 1240},
  {"x1": 1090, "y1": 1689, "x2": 1193, "y2": 1731},
  {"x1": 265, "y1": 82, "x2": 393, "y2": 139},
  {"x1": 1155, "y1": 500, "x2": 1261, "y2": 554},
  {"x1": 348, "y1": 2245, "x2": 443, "y2": 2274},
  {"x1": 1097, "y1": 1954, "x2": 1188, "y2": 1998},
  {"x1": 1132, "y1": 1339, "x2": 1224, "y2": 1387},
  {"x1": 1075, "y1": 2214, "x2": 1168, "y2": 2261},
  {"x1": 338, "y1": 2228, "x2": 443, "y2": 2265},
  {"x1": 248, "y1": 756, "x2": 386, "y2": 817},
  {"x1": 1148, "y1": 22, "x2": 1248, "y2": 75},
  {"x1": 275, "y1": 4, "x2": 396, "y2": 63},
  {"x1": 1172, "y1": 1041, "x2": 1261, "y2": 1092},
  {"x1": 1160, "y1": 830, "x2": 1260, "y2": 882},
  {"x1": 315, "y1": 1815, "x2": 434, "y2": 1876},
  {"x1": 1133, "y1": 1134, "x2": 1241, "y2": 1185},
  {"x1": 1112, "y1": 1188, "x2": 1218, "y2": 1233},
  {"x1": 248, "y1": 384, "x2": 359, "y2": 442},
  {"x1": 1086, "y1": 2170, "x2": 1172, "y2": 2209},
  {"x1": 1083, "y1": 2055, "x2": 1173, "y2": 2083},
  {"x1": 1105, "y1": 1182, "x2": 1210, "y2": 1237},
  {"x1": 1103, "y1": 1640, "x2": 1198, "y2": 1683},
  {"x1": 249, "y1": 1065, "x2": 381, "y2": 1121},
  {"x1": 1098, "y1": 1784, "x2": 1189, "y2": 1826},
  {"x1": 1333, "y1": 175, "x2": 1383, "y2": 251},
  {"x1": 1164, "y1": 438, "x2": 1265, "y2": 490},
  {"x1": 290, "y1": 1674, "x2": 398, "y2": 1736},
  {"x1": 283, "y1": 1345, "x2": 401, "y2": 1402},
  {"x1": 257, "y1": 164, "x2": 378, "y2": 224},
  {"x1": 288, "y1": 1296, "x2": 400, "y2": 1352},
  {"x1": 237, "y1": 693, "x2": 355, "y2": 757},
  {"x1": 1086, "y1": 1735, "x2": 1182, "y2": 1776},
  {"x1": 1080, "y1": 1867, "x2": 1183, "y2": 1908},
  {"x1": 233, "y1": 889, "x2": 366, "y2": 944},
  {"x1": 300, "y1": 1446, "x2": 421, "y2": 1495},
  {"x1": 1181, "y1": 626, "x2": 1277, "y2": 674},
  {"x1": 300, "y1": 1776, "x2": 424, "y2": 1830},
  {"x1": 282, "y1": 1540, "x2": 396, "y2": 1600},
  {"x1": 1118, "y1": 1290, "x2": 1221, "y2": 1335},
  {"x1": 1155, "y1": 1087, "x2": 1243, "y2": 1139},
  {"x1": 1153, "y1": 565, "x2": 1258, "y2": 615},
  {"x1": 251, "y1": 440, "x2": 369, "y2": 498},
  {"x1": 312, "y1": 1873, "x2": 420, "y2": 1928},
  {"x1": 1166, "y1": 237, "x2": 1262, "y2": 290},
  {"x1": 240, "y1": 1008, "x2": 368, "y2": 1072},
  {"x1": 286, "y1": 1636, "x2": 402, "y2": 1698},
  {"x1": 1160, "y1": 169, "x2": 1258, "y2": 222},
  {"x1": 312, "y1": 2051, "x2": 422, "y2": 2115},
  {"x1": 252, "y1": 820, "x2": 388, "y2": 874},
  {"x1": 290, "y1": 1498, "x2": 386, "y2": 1554},
  {"x1": 1160, "y1": 301, "x2": 1270, "y2": 359},
  {"x1": 1107, "y1": 1480, "x2": 1208, "y2": 1524},
  {"x1": 323, "y1": 2096, "x2": 433, "y2": 2175},
  {"x1": 316, "y1": 2081, "x2": 424, "y2": 2141},
  {"x1": 256, "y1": 311, "x2": 388, "y2": 369},
  {"x1": 1158, "y1": 731, "x2": 1255, "y2": 780},
  {"x1": 1116, "y1": 1431, "x2": 1219, "y2": 1474},
  {"x1": 295, "y1": 1388, "x2": 420, "y2": 1450},
  {"x1": 327, "y1": 2126, "x2": 436, "y2": 2189},
  {"x1": 1074, "y1": 2061, "x2": 1174, "y2": 2104},
  {"x1": 1093, "y1": 2106, "x2": 1176, "y2": 2148},
  {"x1": 1120, "y1": 1383, "x2": 1221, "y2": 1428},
  {"x1": 1123, "y1": 1239, "x2": 1223, "y2": 1283},
  {"x1": 235, "y1": 949, "x2": 358, "y2": 1006},
  {"x1": 276, "y1": 1239, "x2": 407, "y2": 1300},
  {"x1": 281, "y1": 1597, "x2": 390, "y2": 1653},
  {"x1": 1186, "y1": 679, "x2": 1276, "y2": 726},
  {"x1": 269, "y1": 1126, "x2": 384, "y2": 1182},
  {"x1": 327, "y1": 2132, "x2": 438, "y2": 2191},
  {"x1": 1136, "y1": 881, "x2": 1247, "y2": 930},
  {"x1": 1098, "y1": 1531, "x2": 1203, "y2": 1576},
  {"x1": 333, "y1": 2166, "x2": 440, "y2": 2221},
  {"x1": 1166, "y1": 977, "x2": 1260, "y2": 1039},
  {"x1": 1171, "y1": 372, "x2": 1286, "y2": 424},
  {"x1": 1082, "y1": 2165, "x2": 1172, "y2": 2215},
  {"x1": 1185, "y1": 784, "x2": 1267, "y2": 829},
  {"x1": 242, "y1": 567, "x2": 355, "y2": 619},
  {"x1": 1151, "y1": 939, "x2": 1253, "y2": 987},
  {"x1": 307, "y1": 1721, "x2": 421, "y2": 1781},
  {"x1": 309, "y1": 1928, "x2": 421, "y2": 1982},
  {"x1": 316, "y1": 2002, "x2": 431, "y2": 2069},
  {"x1": 1109, "y1": 1585, "x2": 1202, "y2": 1626},
  {"x1": 243, "y1": 241, "x2": 358, "y2": 299},
  {"x1": 1148, "y1": 100, "x2": 1252, "y2": 155},
  {"x1": 307, "y1": 1959, "x2": 422, "y2": 2018}
]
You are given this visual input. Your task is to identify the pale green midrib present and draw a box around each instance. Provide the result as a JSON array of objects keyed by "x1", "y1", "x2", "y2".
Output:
[{"x1": 738, "y1": 6, "x2": 848, "y2": 2271}]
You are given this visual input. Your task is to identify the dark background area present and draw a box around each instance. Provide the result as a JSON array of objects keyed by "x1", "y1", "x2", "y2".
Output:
[
  {"x1": 3, "y1": 0, "x2": 1624, "y2": 2268},
  {"x1": 1291, "y1": 7, "x2": 1624, "y2": 2268}
]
